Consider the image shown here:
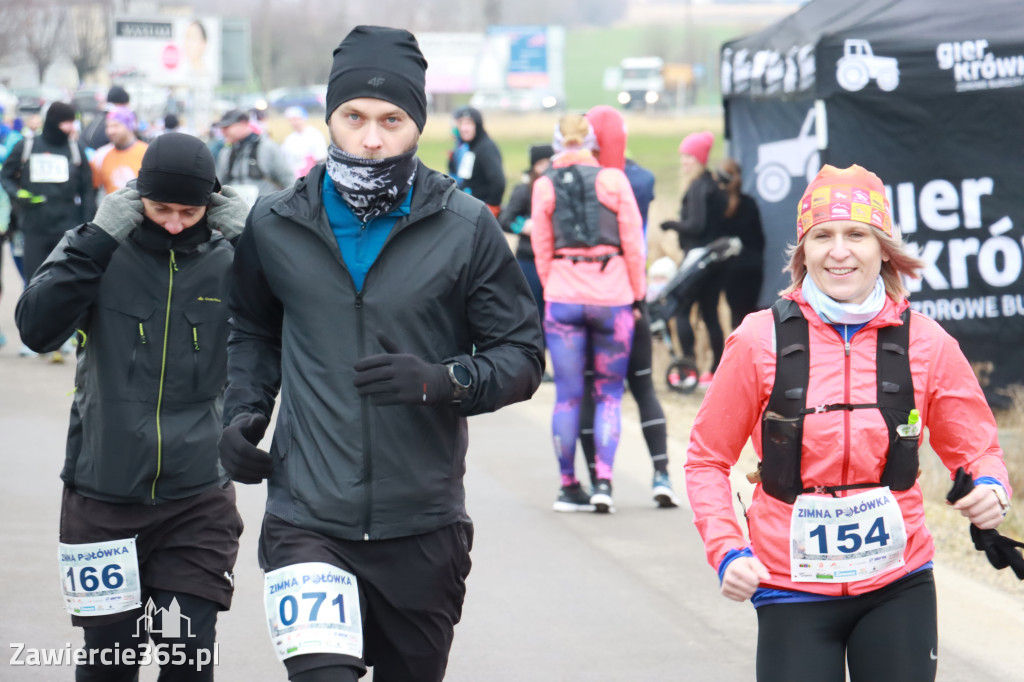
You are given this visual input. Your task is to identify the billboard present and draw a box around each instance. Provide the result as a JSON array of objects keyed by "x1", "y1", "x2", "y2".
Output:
[{"x1": 110, "y1": 17, "x2": 222, "y2": 87}]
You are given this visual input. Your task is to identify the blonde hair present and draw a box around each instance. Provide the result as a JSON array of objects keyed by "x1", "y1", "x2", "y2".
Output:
[
  {"x1": 557, "y1": 114, "x2": 591, "y2": 148},
  {"x1": 780, "y1": 227, "x2": 925, "y2": 302}
]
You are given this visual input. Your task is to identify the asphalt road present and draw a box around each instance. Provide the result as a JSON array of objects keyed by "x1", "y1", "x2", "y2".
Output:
[{"x1": 1, "y1": 249, "x2": 1022, "y2": 680}]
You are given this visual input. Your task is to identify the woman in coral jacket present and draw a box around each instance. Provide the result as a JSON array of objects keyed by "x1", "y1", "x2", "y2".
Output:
[
  {"x1": 531, "y1": 113, "x2": 646, "y2": 514},
  {"x1": 684, "y1": 164, "x2": 1011, "y2": 682}
]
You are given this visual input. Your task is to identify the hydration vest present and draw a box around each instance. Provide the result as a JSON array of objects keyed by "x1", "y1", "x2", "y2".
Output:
[
  {"x1": 545, "y1": 164, "x2": 621, "y2": 252},
  {"x1": 758, "y1": 299, "x2": 919, "y2": 504}
]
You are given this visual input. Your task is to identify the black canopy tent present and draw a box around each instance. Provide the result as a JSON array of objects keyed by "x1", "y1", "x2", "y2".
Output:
[{"x1": 721, "y1": 0, "x2": 1024, "y2": 401}]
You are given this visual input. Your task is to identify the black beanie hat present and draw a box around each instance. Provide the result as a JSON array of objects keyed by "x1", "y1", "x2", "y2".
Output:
[
  {"x1": 529, "y1": 144, "x2": 554, "y2": 168},
  {"x1": 326, "y1": 25, "x2": 428, "y2": 131},
  {"x1": 107, "y1": 85, "x2": 130, "y2": 105},
  {"x1": 45, "y1": 102, "x2": 77, "y2": 125},
  {"x1": 136, "y1": 132, "x2": 220, "y2": 206}
]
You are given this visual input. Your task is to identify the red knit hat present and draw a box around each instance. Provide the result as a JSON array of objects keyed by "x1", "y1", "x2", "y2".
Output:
[
  {"x1": 678, "y1": 131, "x2": 714, "y2": 166},
  {"x1": 797, "y1": 164, "x2": 894, "y2": 241}
]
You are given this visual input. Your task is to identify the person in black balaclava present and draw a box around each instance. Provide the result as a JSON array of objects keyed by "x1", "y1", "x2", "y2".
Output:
[
  {"x1": 0, "y1": 102, "x2": 95, "y2": 291},
  {"x1": 15, "y1": 132, "x2": 250, "y2": 681},
  {"x1": 218, "y1": 24, "x2": 543, "y2": 682},
  {"x1": 448, "y1": 105, "x2": 506, "y2": 214}
]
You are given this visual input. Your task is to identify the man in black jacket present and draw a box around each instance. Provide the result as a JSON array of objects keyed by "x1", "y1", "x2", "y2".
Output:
[
  {"x1": 15, "y1": 133, "x2": 250, "y2": 681},
  {"x1": 219, "y1": 25, "x2": 544, "y2": 682},
  {"x1": 1, "y1": 102, "x2": 95, "y2": 288},
  {"x1": 448, "y1": 105, "x2": 506, "y2": 214}
]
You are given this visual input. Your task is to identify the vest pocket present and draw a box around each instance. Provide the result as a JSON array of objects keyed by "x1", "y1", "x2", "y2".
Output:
[
  {"x1": 760, "y1": 411, "x2": 804, "y2": 504},
  {"x1": 881, "y1": 434, "x2": 920, "y2": 491}
]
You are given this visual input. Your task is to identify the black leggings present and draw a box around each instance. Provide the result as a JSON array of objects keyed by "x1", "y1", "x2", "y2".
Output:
[
  {"x1": 581, "y1": 305, "x2": 668, "y2": 482},
  {"x1": 76, "y1": 590, "x2": 219, "y2": 681},
  {"x1": 291, "y1": 667, "x2": 360, "y2": 682},
  {"x1": 673, "y1": 270, "x2": 725, "y2": 373},
  {"x1": 755, "y1": 570, "x2": 937, "y2": 682}
]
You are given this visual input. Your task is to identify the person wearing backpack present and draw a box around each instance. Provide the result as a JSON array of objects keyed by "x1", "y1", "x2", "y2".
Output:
[
  {"x1": 684, "y1": 164, "x2": 1011, "y2": 682},
  {"x1": 1, "y1": 102, "x2": 96, "y2": 359},
  {"x1": 531, "y1": 113, "x2": 646, "y2": 514}
]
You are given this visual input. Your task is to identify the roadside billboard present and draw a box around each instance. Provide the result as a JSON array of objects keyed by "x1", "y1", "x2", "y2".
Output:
[{"x1": 110, "y1": 16, "x2": 222, "y2": 87}]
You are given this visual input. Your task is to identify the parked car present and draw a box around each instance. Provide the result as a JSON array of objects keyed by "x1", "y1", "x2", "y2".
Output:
[
  {"x1": 12, "y1": 85, "x2": 67, "y2": 114},
  {"x1": 468, "y1": 89, "x2": 563, "y2": 113},
  {"x1": 73, "y1": 85, "x2": 107, "y2": 116},
  {"x1": 267, "y1": 85, "x2": 327, "y2": 112}
]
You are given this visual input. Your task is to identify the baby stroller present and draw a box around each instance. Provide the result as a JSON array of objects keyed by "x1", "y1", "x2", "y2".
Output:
[{"x1": 647, "y1": 236, "x2": 743, "y2": 394}]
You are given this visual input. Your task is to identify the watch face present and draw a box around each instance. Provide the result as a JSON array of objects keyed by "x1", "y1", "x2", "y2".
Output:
[{"x1": 451, "y1": 363, "x2": 472, "y2": 387}]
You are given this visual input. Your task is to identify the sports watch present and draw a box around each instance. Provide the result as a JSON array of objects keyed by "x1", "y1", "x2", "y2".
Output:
[{"x1": 446, "y1": 361, "x2": 472, "y2": 399}]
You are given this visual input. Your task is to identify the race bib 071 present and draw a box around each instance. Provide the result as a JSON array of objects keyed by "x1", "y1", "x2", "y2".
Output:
[
  {"x1": 264, "y1": 562, "x2": 363, "y2": 661},
  {"x1": 58, "y1": 538, "x2": 142, "y2": 616}
]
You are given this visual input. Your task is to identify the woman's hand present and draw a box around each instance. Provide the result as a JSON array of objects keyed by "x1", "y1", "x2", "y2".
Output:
[
  {"x1": 952, "y1": 484, "x2": 1008, "y2": 529},
  {"x1": 721, "y1": 556, "x2": 770, "y2": 602}
]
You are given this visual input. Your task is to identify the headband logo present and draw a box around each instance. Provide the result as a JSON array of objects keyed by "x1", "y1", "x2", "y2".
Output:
[{"x1": 367, "y1": 76, "x2": 386, "y2": 88}]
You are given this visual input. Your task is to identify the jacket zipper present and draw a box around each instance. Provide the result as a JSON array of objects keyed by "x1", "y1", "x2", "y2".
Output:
[
  {"x1": 151, "y1": 251, "x2": 177, "y2": 501},
  {"x1": 191, "y1": 326, "x2": 200, "y2": 392},
  {"x1": 355, "y1": 291, "x2": 372, "y2": 540},
  {"x1": 128, "y1": 322, "x2": 147, "y2": 383},
  {"x1": 840, "y1": 324, "x2": 852, "y2": 597}
]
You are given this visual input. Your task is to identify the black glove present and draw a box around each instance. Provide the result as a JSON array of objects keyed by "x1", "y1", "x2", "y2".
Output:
[
  {"x1": 947, "y1": 467, "x2": 1024, "y2": 580},
  {"x1": 352, "y1": 334, "x2": 452, "y2": 406},
  {"x1": 220, "y1": 413, "x2": 273, "y2": 484}
]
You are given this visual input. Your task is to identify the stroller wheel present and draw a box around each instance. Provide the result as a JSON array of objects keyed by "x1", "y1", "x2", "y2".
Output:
[{"x1": 666, "y1": 358, "x2": 699, "y2": 394}]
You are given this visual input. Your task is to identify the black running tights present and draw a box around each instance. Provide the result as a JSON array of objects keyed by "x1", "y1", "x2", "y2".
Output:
[{"x1": 755, "y1": 570, "x2": 938, "y2": 682}]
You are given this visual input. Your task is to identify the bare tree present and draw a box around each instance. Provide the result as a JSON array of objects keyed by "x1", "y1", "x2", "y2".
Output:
[
  {"x1": 22, "y1": 0, "x2": 68, "y2": 83},
  {"x1": 0, "y1": 1, "x2": 30, "y2": 67},
  {"x1": 68, "y1": 1, "x2": 112, "y2": 83}
]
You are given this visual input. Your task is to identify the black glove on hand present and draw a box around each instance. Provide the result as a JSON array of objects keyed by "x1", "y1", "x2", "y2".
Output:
[
  {"x1": 947, "y1": 466, "x2": 1024, "y2": 580},
  {"x1": 220, "y1": 413, "x2": 273, "y2": 484},
  {"x1": 352, "y1": 335, "x2": 452, "y2": 406}
]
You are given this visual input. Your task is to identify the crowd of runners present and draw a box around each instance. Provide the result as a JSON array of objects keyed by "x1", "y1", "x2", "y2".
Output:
[{"x1": 0, "y1": 21, "x2": 1017, "y2": 682}]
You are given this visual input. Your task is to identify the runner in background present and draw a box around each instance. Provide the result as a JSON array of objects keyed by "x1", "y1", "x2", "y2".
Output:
[
  {"x1": 448, "y1": 105, "x2": 505, "y2": 216},
  {"x1": 498, "y1": 142, "x2": 554, "y2": 327},
  {"x1": 1, "y1": 102, "x2": 95, "y2": 361},
  {"x1": 91, "y1": 107, "x2": 147, "y2": 199},
  {"x1": 281, "y1": 106, "x2": 328, "y2": 178},
  {"x1": 532, "y1": 113, "x2": 646, "y2": 514},
  {"x1": 684, "y1": 164, "x2": 1011, "y2": 682},
  {"x1": 582, "y1": 104, "x2": 678, "y2": 508}
]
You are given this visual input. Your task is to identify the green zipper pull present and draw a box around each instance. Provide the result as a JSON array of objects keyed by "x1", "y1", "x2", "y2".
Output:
[
  {"x1": 138, "y1": 323, "x2": 147, "y2": 344},
  {"x1": 192, "y1": 326, "x2": 200, "y2": 351},
  {"x1": 170, "y1": 250, "x2": 179, "y2": 272},
  {"x1": 76, "y1": 329, "x2": 88, "y2": 349}
]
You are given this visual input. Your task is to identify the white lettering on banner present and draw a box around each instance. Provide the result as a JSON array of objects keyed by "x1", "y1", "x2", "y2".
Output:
[
  {"x1": 911, "y1": 296, "x2": 1001, "y2": 321},
  {"x1": 722, "y1": 44, "x2": 815, "y2": 96},
  {"x1": 936, "y1": 38, "x2": 1024, "y2": 92},
  {"x1": 884, "y1": 177, "x2": 993, "y2": 235}
]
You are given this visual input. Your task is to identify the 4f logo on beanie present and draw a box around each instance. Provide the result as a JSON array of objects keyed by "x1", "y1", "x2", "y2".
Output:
[{"x1": 367, "y1": 76, "x2": 386, "y2": 88}]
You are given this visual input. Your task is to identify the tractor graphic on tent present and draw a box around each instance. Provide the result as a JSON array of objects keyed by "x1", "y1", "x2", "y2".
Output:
[
  {"x1": 754, "y1": 108, "x2": 821, "y2": 203},
  {"x1": 836, "y1": 39, "x2": 900, "y2": 92}
]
